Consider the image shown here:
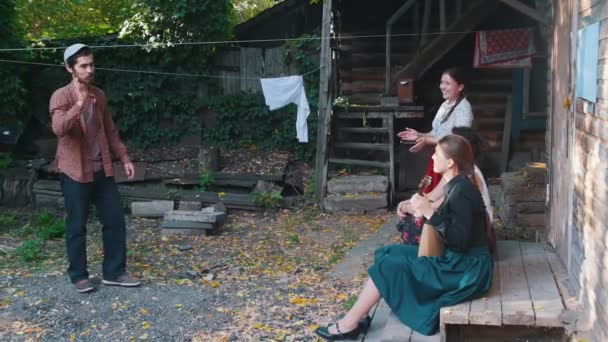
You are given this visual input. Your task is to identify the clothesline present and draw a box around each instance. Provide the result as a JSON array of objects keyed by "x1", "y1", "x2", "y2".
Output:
[
  {"x1": 0, "y1": 58, "x2": 323, "y2": 80},
  {"x1": 0, "y1": 29, "x2": 523, "y2": 52}
]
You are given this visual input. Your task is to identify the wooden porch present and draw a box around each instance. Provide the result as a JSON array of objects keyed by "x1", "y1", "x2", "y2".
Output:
[{"x1": 358, "y1": 241, "x2": 571, "y2": 341}]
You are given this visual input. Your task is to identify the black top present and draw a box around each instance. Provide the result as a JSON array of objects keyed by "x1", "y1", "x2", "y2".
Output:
[{"x1": 427, "y1": 174, "x2": 488, "y2": 253}]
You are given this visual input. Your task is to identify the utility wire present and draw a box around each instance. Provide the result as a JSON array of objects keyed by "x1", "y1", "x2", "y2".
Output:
[
  {"x1": 0, "y1": 30, "x2": 487, "y2": 52},
  {"x1": 0, "y1": 58, "x2": 323, "y2": 80}
]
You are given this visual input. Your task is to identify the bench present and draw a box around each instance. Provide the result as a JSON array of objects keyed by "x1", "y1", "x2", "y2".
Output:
[{"x1": 362, "y1": 240, "x2": 570, "y2": 342}]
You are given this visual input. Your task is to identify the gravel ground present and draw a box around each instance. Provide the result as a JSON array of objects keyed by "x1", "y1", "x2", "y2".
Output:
[{"x1": 1, "y1": 208, "x2": 389, "y2": 341}]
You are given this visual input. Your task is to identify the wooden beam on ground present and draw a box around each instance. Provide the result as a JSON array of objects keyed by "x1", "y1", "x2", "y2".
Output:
[
  {"x1": 499, "y1": 0, "x2": 550, "y2": 26},
  {"x1": 314, "y1": 0, "x2": 332, "y2": 207}
]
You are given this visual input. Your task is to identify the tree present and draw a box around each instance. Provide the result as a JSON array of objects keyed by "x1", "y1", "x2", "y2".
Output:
[
  {"x1": 0, "y1": 0, "x2": 27, "y2": 131},
  {"x1": 15, "y1": 0, "x2": 133, "y2": 41},
  {"x1": 232, "y1": 0, "x2": 281, "y2": 23}
]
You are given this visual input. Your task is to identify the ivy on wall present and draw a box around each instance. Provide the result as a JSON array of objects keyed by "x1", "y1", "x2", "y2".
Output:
[
  {"x1": 0, "y1": 0, "x2": 27, "y2": 132},
  {"x1": 202, "y1": 33, "x2": 320, "y2": 161}
]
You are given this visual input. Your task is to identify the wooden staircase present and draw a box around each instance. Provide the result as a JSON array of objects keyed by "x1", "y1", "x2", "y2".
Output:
[
  {"x1": 329, "y1": 108, "x2": 424, "y2": 204},
  {"x1": 468, "y1": 69, "x2": 513, "y2": 154}
]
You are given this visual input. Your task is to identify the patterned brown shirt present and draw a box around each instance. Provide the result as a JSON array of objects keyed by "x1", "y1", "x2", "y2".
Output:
[{"x1": 49, "y1": 82, "x2": 131, "y2": 183}]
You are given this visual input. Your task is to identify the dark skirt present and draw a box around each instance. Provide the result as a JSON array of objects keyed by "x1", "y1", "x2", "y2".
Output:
[{"x1": 368, "y1": 244, "x2": 493, "y2": 335}]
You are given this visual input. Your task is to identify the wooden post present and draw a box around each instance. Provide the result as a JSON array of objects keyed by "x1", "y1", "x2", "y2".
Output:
[
  {"x1": 501, "y1": 96, "x2": 513, "y2": 173},
  {"x1": 421, "y1": 0, "x2": 432, "y2": 46},
  {"x1": 439, "y1": 0, "x2": 446, "y2": 31},
  {"x1": 387, "y1": 115, "x2": 395, "y2": 204},
  {"x1": 199, "y1": 145, "x2": 219, "y2": 173},
  {"x1": 314, "y1": 0, "x2": 333, "y2": 206}
]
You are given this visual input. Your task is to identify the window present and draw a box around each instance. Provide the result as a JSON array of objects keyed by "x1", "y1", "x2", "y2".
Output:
[{"x1": 576, "y1": 22, "x2": 600, "y2": 103}]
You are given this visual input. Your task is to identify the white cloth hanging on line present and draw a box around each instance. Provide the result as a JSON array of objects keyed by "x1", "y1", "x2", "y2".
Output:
[{"x1": 260, "y1": 75, "x2": 310, "y2": 143}]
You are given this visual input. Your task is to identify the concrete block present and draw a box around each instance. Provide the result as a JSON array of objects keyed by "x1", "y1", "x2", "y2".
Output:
[
  {"x1": 327, "y1": 175, "x2": 389, "y2": 194},
  {"x1": 524, "y1": 162, "x2": 547, "y2": 184},
  {"x1": 201, "y1": 202, "x2": 227, "y2": 213},
  {"x1": 164, "y1": 210, "x2": 226, "y2": 223},
  {"x1": 162, "y1": 228, "x2": 206, "y2": 236},
  {"x1": 516, "y1": 213, "x2": 546, "y2": 227},
  {"x1": 131, "y1": 200, "x2": 174, "y2": 217},
  {"x1": 500, "y1": 171, "x2": 528, "y2": 194},
  {"x1": 517, "y1": 202, "x2": 546, "y2": 214},
  {"x1": 323, "y1": 193, "x2": 387, "y2": 211},
  {"x1": 505, "y1": 186, "x2": 545, "y2": 203},
  {"x1": 178, "y1": 200, "x2": 202, "y2": 211},
  {"x1": 162, "y1": 221, "x2": 214, "y2": 229}
]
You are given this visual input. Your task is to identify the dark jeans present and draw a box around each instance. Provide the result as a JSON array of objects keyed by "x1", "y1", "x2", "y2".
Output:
[{"x1": 60, "y1": 172, "x2": 126, "y2": 283}]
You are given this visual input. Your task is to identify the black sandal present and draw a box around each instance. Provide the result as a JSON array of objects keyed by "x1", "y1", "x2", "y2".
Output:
[{"x1": 315, "y1": 322, "x2": 362, "y2": 341}]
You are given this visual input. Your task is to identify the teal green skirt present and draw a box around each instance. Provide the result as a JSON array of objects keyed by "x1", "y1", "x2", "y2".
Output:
[{"x1": 368, "y1": 244, "x2": 493, "y2": 335}]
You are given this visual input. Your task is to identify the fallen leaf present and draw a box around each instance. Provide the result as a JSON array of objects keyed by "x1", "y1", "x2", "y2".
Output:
[
  {"x1": 142, "y1": 322, "x2": 152, "y2": 330},
  {"x1": 139, "y1": 308, "x2": 149, "y2": 315}
]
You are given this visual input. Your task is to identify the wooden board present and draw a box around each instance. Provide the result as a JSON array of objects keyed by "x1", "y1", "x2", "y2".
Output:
[
  {"x1": 469, "y1": 260, "x2": 502, "y2": 326},
  {"x1": 520, "y1": 242, "x2": 565, "y2": 326},
  {"x1": 497, "y1": 240, "x2": 535, "y2": 325},
  {"x1": 440, "y1": 300, "x2": 471, "y2": 325}
]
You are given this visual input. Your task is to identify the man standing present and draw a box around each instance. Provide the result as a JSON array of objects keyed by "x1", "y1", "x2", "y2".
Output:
[{"x1": 50, "y1": 44, "x2": 140, "y2": 293}]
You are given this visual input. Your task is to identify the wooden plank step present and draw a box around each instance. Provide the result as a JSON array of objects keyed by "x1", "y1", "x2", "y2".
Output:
[
  {"x1": 335, "y1": 111, "x2": 424, "y2": 119},
  {"x1": 328, "y1": 158, "x2": 390, "y2": 168},
  {"x1": 338, "y1": 127, "x2": 389, "y2": 134},
  {"x1": 345, "y1": 53, "x2": 412, "y2": 67},
  {"x1": 469, "y1": 260, "x2": 502, "y2": 326},
  {"x1": 469, "y1": 79, "x2": 512, "y2": 91},
  {"x1": 341, "y1": 80, "x2": 385, "y2": 94},
  {"x1": 520, "y1": 242, "x2": 565, "y2": 327},
  {"x1": 333, "y1": 142, "x2": 390, "y2": 151},
  {"x1": 498, "y1": 240, "x2": 535, "y2": 325},
  {"x1": 340, "y1": 67, "x2": 385, "y2": 81}
]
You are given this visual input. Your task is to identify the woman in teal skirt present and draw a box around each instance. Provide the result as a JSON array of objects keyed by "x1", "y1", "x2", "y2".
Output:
[{"x1": 315, "y1": 134, "x2": 494, "y2": 340}]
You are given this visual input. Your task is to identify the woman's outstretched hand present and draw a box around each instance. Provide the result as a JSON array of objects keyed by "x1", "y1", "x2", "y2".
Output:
[
  {"x1": 409, "y1": 136, "x2": 428, "y2": 153},
  {"x1": 397, "y1": 128, "x2": 419, "y2": 141}
]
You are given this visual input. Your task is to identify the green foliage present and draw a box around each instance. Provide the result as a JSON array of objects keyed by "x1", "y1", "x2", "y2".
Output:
[
  {"x1": 15, "y1": 239, "x2": 43, "y2": 262},
  {"x1": 0, "y1": 212, "x2": 17, "y2": 233},
  {"x1": 232, "y1": 0, "x2": 279, "y2": 23},
  {"x1": 0, "y1": 0, "x2": 27, "y2": 132},
  {"x1": 33, "y1": 211, "x2": 65, "y2": 240},
  {"x1": 250, "y1": 189, "x2": 283, "y2": 208},
  {"x1": 22, "y1": 0, "x2": 234, "y2": 148},
  {"x1": 342, "y1": 295, "x2": 357, "y2": 310},
  {"x1": 0, "y1": 153, "x2": 12, "y2": 171},
  {"x1": 303, "y1": 173, "x2": 315, "y2": 200},
  {"x1": 287, "y1": 233, "x2": 300, "y2": 244},
  {"x1": 15, "y1": 0, "x2": 133, "y2": 41},
  {"x1": 199, "y1": 171, "x2": 215, "y2": 191},
  {"x1": 202, "y1": 33, "x2": 320, "y2": 161},
  {"x1": 333, "y1": 96, "x2": 350, "y2": 109}
]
